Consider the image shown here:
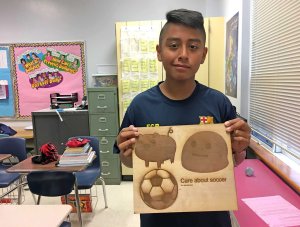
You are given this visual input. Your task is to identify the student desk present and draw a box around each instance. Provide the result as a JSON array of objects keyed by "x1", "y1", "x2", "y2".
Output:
[
  {"x1": 13, "y1": 127, "x2": 33, "y2": 139},
  {"x1": 0, "y1": 204, "x2": 72, "y2": 227},
  {"x1": 13, "y1": 127, "x2": 35, "y2": 153},
  {"x1": 6, "y1": 156, "x2": 88, "y2": 227},
  {"x1": 234, "y1": 159, "x2": 300, "y2": 226}
]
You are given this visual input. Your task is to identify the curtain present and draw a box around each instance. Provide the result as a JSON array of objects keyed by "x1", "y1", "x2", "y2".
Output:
[{"x1": 249, "y1": 0, "x2": 300, "y2": 161}]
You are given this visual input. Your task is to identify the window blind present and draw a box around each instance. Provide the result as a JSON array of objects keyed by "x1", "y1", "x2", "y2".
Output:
[{"x1": 250, "y1": 0, "x2": 300, "y2": 161}]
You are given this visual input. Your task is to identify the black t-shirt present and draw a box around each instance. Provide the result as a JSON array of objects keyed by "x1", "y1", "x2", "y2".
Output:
[{"x1": 141, "y1": 211, "x2": 232, "y2": 227}]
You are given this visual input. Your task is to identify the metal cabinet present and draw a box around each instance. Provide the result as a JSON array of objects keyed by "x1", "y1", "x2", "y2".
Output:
[
  {"x1": 32, "y1": 109, "x2": 90, "y2": 154},
  {"x1": 88, "y1": 87, "x2": 121, "y2": 185}
]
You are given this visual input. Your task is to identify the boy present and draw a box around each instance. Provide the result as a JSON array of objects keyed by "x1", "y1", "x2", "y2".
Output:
[{"x1": 115, "y1": 9, "x2": 251, "y2": 227}]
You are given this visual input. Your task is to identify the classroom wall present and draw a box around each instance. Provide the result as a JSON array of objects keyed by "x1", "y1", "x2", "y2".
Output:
[
  {"x1": 0, "y1": 0, "x2": 252, "y2": 120},
  {"x1": 0, "y1": 0, "x2": 226, "y2": 87},
  {"x1": 222, "y1": 0, "x2": 250, "y2": 119}
]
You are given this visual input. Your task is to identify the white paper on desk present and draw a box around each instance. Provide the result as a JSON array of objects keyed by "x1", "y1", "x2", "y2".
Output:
[
  {"x1": 24, "y1": 125, "x2": 33, "y2": 130},
  {"x1": 242, "y1": 195, "x2": 300, "y2": 227}
]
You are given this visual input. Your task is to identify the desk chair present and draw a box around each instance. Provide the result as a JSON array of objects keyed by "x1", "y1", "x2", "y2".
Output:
[
  {"x1": 70, "y1": 136, "x2": 108, "y2": 208},
  {"x1": 27, "y1": 171, "x2": 75, "y2": 227},
  {"x1": 0, "y1": 137, "x2": 27, "y2": 204}
]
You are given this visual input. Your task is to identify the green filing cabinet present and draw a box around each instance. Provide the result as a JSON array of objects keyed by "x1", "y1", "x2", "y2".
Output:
[{"x1": 88, "y1": 87, "x2": 121, "y2": 185}]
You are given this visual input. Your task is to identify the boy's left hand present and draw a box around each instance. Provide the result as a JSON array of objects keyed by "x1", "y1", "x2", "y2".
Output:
[{"x1": 224, "y1": 118, "x2": 251, "y2": 154}]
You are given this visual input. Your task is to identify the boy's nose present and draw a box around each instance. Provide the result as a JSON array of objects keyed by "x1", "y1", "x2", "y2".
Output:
[{"x1": 178, "y1": 47, "x2": 188, "y2": 61}]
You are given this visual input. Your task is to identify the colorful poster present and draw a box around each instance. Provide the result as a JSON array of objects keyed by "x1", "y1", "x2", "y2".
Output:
[
  {"x1": 11, "y1": 41, "x2": 86, "y2": 118},
  {"x1": 225, "y1": 13, "x2": 239, "y2": 98}
]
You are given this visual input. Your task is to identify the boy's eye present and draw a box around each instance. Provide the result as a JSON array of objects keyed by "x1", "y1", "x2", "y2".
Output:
[
  {"x1": 168, "y1": 43, "x2": 178, "y2": 49},
  {"x1": 189, "y1": 44, "x2": 199, "y2": 50}
]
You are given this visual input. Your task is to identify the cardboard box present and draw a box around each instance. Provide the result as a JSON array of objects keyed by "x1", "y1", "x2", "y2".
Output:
[
  {"x1": 61, "y1": 194, "x2": 92, "y2": 213},
  {"x1": 133, "y1": 124, "x2": 237, "y2": 213},
  {"x1": 0, "y1": 198, "x2": 12, "y2": 204}
]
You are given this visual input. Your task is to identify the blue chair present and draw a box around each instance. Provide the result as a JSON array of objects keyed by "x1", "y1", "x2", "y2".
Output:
[
  {"x1": 27, "y1": 171, "x2": 74, "y2": 227},
  {"x1": 0, "y1": 137, "x2": 27, "y2": 204},
  {"x1": 70, "y1": 136, "x2": 108, "y2": 208}
]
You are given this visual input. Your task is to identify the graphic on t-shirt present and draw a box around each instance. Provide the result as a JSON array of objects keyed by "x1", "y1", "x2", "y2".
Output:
[
  {"x1": 140, "y1": 169, "x2": 178, "y2": 210},
  {"x1": 199, "y1": 116, "x2": 214, "y2": 124},
  {"x1": 181, "y1": 131, "x2": 229, "y2": 172},
  {"x1": 135, "y1": 132, "x2": 176, "y2": 168}
]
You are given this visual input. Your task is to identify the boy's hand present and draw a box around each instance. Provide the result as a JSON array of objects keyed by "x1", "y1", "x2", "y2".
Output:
[
  {"x1": 224, "y1": 118, "x2": 251, "y2": 164},
  {"x1": 117, "y1": 125, "x2": 139, "y2": 167}
]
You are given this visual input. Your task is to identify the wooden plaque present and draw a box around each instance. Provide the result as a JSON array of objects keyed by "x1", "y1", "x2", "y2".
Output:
[{"x1": 133, "y1": 124, "x2": 237, "y2": 213}]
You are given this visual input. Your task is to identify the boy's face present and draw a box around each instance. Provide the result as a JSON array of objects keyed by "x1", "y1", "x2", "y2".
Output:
[{"x1": 156, "y1": 23, "x2": 207, "y2": 82}]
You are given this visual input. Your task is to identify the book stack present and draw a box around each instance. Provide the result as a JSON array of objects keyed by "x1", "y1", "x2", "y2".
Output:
[{"x1": 57, "y1": 143, "x2": 96, "y2": 166}]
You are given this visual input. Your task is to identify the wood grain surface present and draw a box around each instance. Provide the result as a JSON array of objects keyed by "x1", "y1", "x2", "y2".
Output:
[{"x1": 133, "y1": 124, "x2": 237, "y2": 213}]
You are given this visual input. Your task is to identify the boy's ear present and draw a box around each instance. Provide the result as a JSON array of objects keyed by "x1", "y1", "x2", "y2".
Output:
[
  {"x1": 156, "y1": 44, "x2": 162, "y2": 62},
  {"x1": 200, "y1": 47, "x2": 208, "y2": 64}
]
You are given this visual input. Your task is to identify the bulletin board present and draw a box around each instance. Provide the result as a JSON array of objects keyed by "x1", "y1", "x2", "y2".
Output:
[
  {"x1": 10, "y1": 41, "x2": 86, "y2": 119},
  {"x1": 0, "y1": 45, "x2": 15, "y2": 117}
]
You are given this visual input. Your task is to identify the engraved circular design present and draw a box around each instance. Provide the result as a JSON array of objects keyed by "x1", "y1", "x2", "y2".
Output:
[
  {"x1": 181, "y1": 131, "x2": 229, "y2": 172},
  {"x1": 140, "y1": 169, "x2": 178, "y2": 210}
]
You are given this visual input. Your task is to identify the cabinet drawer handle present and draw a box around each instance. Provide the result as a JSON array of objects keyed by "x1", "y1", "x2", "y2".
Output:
[
  {"x1": 102, "y1": 161, "x2": 110, "y2": 166},
  {"x1": 100, "y1": 150, "x2": 110, "y2": 154},
  {"x1": 101, "y1": 172, "x2": 111, "y2": 176},
  {"x1": 97, "y1": 105, "x2": 107, "y2": 109},
  {"x1": 98, "y1": 128, "x2": 108, "y2": 132},
  {"x1": 98, "y1": 94, "x2": 106, "y2": 99},
  {"x1": 100, "y1": 138, "x2": 109, "y2": 144},
  {"x1": 98, "y1": 117, "x2": 107, "y2": 122}
]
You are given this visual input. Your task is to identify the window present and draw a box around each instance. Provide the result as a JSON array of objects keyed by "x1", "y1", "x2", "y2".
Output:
[{"x1": 249, "y1": 0, "x2": 300, "y2": 164}]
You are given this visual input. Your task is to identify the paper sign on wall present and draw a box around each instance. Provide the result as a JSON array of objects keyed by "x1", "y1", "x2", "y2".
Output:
[
  {"x1": 0, "y1": 50, "x2": 8, "y2": 69},
  {"x1": 0, "y1": 80, "x2": 8, "y2": 99}
]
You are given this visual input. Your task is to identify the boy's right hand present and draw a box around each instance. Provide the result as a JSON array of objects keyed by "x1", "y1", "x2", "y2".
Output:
[{"x1": 117, "y1": 125, "x2": 139, "y2": 167}]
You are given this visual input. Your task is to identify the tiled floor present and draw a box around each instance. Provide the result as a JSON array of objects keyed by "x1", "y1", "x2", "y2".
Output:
[{"x1": 21, "y1": 181, "x2": 239, "y2": 227}]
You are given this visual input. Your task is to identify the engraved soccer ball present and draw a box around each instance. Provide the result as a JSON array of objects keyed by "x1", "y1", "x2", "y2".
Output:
[{"x1": 140, "y1": 169, "x2": 178, "y2": 210}]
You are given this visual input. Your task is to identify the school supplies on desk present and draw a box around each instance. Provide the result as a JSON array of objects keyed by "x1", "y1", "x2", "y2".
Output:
[
  {"x1": 58, "y1": 149, "x2": 95, "y2": 166},
  {"x1": 57, "y1": 138, "x2": 95, "y2": 166},
  {"x1": 63, "y1": 143, "x2": 91, "y2": 156}
]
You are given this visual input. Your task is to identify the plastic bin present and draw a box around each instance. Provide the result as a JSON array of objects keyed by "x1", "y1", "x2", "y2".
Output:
[{"x1": 92, "y1": 74, "x2": 117, "y2": 87}]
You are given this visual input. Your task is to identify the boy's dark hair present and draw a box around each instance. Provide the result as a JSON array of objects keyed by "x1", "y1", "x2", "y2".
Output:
[{"x1": 159, "y1": 9, "x2": 206, "y2": 45}]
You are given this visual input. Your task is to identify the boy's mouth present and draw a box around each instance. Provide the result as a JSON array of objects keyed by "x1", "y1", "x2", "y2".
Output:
[
  {"x1": 173, "y1": 64, "x2": 190, "y2": 72},
  {"x1": 173, "y1": 64, "x2": 190, "y2": 69}
]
